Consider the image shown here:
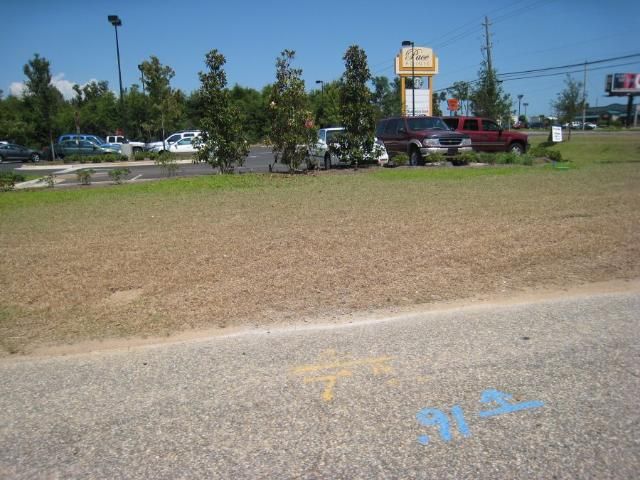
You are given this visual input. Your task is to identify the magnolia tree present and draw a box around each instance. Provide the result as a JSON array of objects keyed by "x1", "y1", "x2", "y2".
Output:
[
  {"x1": 194, "y1": 50, "x2": 248, "y2": 173},
  {"x1": 267, "y1": 50, "x2": 316, "y2": 171},
  {"x1": 336, "y1": 45, "x2": 377, "y2": 169}
]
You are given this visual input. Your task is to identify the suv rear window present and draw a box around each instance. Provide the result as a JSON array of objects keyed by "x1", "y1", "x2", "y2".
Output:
[{"x1": 463, "y1": 119, "x2": 479, "y2": 131}]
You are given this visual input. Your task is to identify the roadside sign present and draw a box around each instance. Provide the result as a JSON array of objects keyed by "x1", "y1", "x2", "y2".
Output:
[
  {"x1": 551, "y1": 126, "x2": 562, "y2": 142},
  {"x1": 447, "y1": 98, "x2": 459, "y2": 111}
]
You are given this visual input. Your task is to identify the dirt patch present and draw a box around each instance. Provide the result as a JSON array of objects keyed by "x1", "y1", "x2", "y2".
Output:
[
  {"x1": 103, "y1": 288, "x2": 144, "y2": 306},
  {"x1": 1, "y1": 159, "x2": 640, "y2": 357}
]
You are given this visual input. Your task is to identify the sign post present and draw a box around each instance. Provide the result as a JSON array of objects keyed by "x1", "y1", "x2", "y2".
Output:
[{"x1": 395, "y1": 47, "x2": 439, "y2": 116}]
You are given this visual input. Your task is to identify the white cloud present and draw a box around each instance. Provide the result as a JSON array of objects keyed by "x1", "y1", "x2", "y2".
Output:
[
  {"x1": 51, "y1": 73, "x2": 77, "y2": 100},
  {"x1": 9, "y1": 81, "x2": 26, "y2": 97},
  {"x1": 6, "y1": 73, "x2": 95, "y2": 100}
]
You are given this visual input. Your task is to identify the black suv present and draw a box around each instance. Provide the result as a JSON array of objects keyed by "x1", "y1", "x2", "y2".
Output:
[{"x1": 376, "y1": 116, "x2": 472, "y2": 165}]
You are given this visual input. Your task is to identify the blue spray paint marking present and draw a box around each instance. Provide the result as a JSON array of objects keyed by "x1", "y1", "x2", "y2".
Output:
[
  {"x1": 477, "y1": 389, "x2": 544, "y2": 418},
  {"x1": 450, "y1": 405, "x2": 471, "y2": 437},
  {"x1": 415, "y1": 390, "x2": 544, "y2": 445},
  {"x1": 416, "y1": 408, "x2": 452, "y2": 444}
]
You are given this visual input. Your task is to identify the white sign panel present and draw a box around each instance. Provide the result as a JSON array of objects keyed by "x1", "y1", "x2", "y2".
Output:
[
  {"x1": 406, "y1": 89, "x2": 430, "y2": 116},
  {"x1": 551, "y1": 126, "x2": 563, "y2": 143}
]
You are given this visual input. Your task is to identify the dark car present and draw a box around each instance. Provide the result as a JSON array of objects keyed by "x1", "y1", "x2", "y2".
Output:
[
  {"x1": 0, "y1": 143, "x2": 42, "y2": 163},
  {"x1": 53, "y1": 140, "x2": 116, "y2": 159},
  {"x1": 376, "y1": 116, "x2": 472, "y2": 165}
]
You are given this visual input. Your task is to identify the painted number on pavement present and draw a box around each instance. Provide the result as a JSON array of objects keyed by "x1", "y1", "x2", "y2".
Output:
[{"x1": 416, "y1": 389, "x2": 544, "y2": 445}]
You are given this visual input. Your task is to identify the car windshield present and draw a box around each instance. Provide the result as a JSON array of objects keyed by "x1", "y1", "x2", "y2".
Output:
[
  {"x1": 93, "y1": 136, "x2": 107, "y2": 145},
  {"x1": 325, "y1": 129, "x2": 344, "y2": 143},
  {"x1": 407, "y1": 117, "x2": 449, "y2": 131}
]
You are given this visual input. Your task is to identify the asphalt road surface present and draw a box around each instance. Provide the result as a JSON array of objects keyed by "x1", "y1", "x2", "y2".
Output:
[{"x1": 1, "y1": 290, "x2": 638, "y2": 478}]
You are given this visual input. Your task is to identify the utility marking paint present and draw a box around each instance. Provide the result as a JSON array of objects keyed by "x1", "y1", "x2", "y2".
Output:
[
  {"x1": 477, "y1": 389, "x2": 544, "y2": 417},
  {"x1": 293, "y1": 352, "x2": 394, "y2": 402},
  {"x1": 416, "y1": 389, "x2": 544, "y2": 445}
]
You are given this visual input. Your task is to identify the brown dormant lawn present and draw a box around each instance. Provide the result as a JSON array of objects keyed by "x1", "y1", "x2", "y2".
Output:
[{"x1": 1, "y1": 134, "x2": 639, "y2": 355}]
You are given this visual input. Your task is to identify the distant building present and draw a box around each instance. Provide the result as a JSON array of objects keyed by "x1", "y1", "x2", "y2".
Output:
[{"x1": 584, "y1": 103, "x2": 629, "y2": 124}]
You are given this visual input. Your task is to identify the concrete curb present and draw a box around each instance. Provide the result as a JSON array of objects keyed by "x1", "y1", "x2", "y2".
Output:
[{"x1": 16, "y1": 159, "x2": 197, "y2": 171}]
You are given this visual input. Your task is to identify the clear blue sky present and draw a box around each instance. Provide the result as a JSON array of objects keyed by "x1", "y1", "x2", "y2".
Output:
[{"x1": 2, "y1": 0, "x2": 639, "y2": 117}]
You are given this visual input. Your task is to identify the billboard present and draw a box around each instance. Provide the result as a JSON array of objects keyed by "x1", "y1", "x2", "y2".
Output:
[{"x1": 606, "y1": 73, "x2": 640, "y2": 94}]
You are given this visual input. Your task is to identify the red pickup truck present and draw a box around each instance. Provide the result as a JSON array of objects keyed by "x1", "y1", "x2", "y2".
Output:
[{"x1": 442, "y1": 116, "x2": 529, "y2": 154}]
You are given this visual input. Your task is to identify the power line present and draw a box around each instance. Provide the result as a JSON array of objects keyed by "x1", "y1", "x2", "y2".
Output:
[
  {"x1": 434, "y1": 54, "x2": 640, "y2": 92},
  {"x1": 497, "y1": 60, "x2": 640, "y2": 82},
  {"x1": 498, "y1": 53, "x2": 640, "y2": 77}
]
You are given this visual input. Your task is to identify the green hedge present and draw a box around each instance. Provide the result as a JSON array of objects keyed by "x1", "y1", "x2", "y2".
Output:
[{"x1": 63, "y1": 153, "x2": 127, "y2": 164}]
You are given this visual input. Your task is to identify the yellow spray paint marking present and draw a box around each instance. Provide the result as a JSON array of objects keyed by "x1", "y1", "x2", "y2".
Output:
[
  {"x1": 293, "y1": 353, "x2": 395, "y2": 402},
  {"x1": 303, "y1": 370, "x2": 352, "y2": 402}
]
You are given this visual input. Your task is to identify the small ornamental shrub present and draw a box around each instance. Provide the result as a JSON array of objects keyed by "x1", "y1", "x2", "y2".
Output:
[
  {"x1": 458, "y1": 151, "x2": 479, "y2": 165},
  {"x1": 40, "y1": 174, "x2": 56, "y2": 188},
  {"x1": 426, "y1": 152, "x2": 445, "y2": 164},
  {"x1": 108, "y1": 168, "x2": 131, "y2": 184},
  {"x1": 76, "y1": 169, "x2": 95, "y2": 185},
  {"x1": 0, "y1": 172, "x2": 26, "y2": 191},
  {"x1": 477, "y1": 152, "x2": 495, "y2": 165},
  {"x1": 392, "y1": 153, "x2": 409, "y2": 166}
]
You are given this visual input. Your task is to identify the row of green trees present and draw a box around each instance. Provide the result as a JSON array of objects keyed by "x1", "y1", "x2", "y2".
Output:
[{"x1": 0, "y1": 50, "x2": 515, "y2": 152}]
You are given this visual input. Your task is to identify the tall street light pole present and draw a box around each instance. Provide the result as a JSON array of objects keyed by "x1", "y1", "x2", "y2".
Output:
[
  {"x1": 108, "y1": 15, "x2": 125, "y2": 132},
  {"x1": 523, "y1": 102, "x2": 529, "y2": 118},
  {"x1": 402, "y1": 40, "x2": 415, "y2": 116},
  {"x1": 517, "y1": 94, "x2": 524, "y2": 118},
  {"x1": 315, "y1": 80, "x2": 324, "y2": 95}
]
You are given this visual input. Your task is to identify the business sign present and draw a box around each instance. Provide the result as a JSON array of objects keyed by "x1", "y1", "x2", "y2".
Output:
[
  {"x1": 551, "y1": 126, "x2": 562, "y2": 143},
  {"x1": 395, "y1": 47, "x2": 439, "y2": 75},
  {"x1": 606, "y1": 73, "x2": 640, "y2": 94},
  {"x1": 447, "y1": 98, "x2": 459, "y2": 111},
  {"x1": 396, "y1": 47, "x2": 438, "y2": 116},
  {"x1": 405, "y1": 88, "x2": 430, "y2": 116}
]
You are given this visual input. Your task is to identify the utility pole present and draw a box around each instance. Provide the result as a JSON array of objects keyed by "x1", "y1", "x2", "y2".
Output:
[
  {"x1": 482, "y1": 16, "x2": 493, "y2": 73},
  {"x1": 581, "y1": 60, "x2": 587, "y2": 130}
]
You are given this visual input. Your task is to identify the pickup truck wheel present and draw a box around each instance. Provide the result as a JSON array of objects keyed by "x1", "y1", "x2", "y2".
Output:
[
  {"x1": 324, "y1": 153, "x2": 331, "y2": 170},
  {"x1": 410, "y1": 147, "x2": 420, "y2": 166},
  {"x1": 30, "y1": 153, "x2": 40, "y2": 163},
  {"x1": 509, "y1": 143, "x2": 524, "y2": 155},
  {"x1": 133, "y1": 147, "x2": 142, "y2": 154},
  {"x1": 0, "y1": 154, "x2": 4, "y2": 163}
]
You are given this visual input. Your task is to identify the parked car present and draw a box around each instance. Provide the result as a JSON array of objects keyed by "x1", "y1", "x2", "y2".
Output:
[
  {"x1": 57, "y1": 134, "x2": 121, "y2": 152},
  {"x1": 309, "y1": 127, "x2": 389, "y2": 169},
  {"x1": 376, "y1": 116, "x2": 472, "y2": 165},
  {"x1": 561, "y1": 121, "x2": 582, "y2": 129},
  {"x1": 583, "y1": 122, "x2": 597, "y2": 130},
  {"x1": 105, "y1": 135, "x2": 145, "y2": 153},
  {"x1": 441, "y1": 116, "x2": 529, "y2": 154},
  {"x1": 167, "y1": 136, "x2": 201, "y2": 154},
  {"x1": 52, "y1": 139, "x2": 117, "y2": 159},
  {"x1": 145, "y1": 130, "x2": 201, "y2": 153},
  {"x1": 0, "y1": 143, "x2": 43, "y2": 163}
]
